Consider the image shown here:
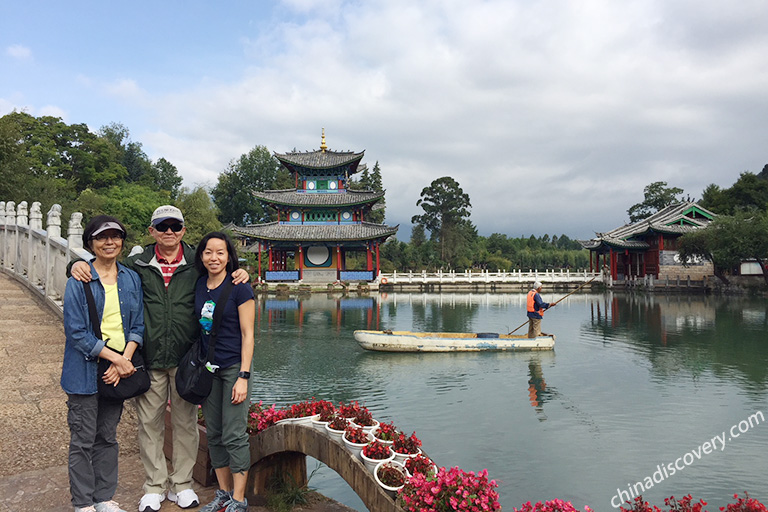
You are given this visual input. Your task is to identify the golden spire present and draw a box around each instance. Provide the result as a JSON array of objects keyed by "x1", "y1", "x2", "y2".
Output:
[{"x1": 320, "y1": 128, "x2": 327, "y2": 153}]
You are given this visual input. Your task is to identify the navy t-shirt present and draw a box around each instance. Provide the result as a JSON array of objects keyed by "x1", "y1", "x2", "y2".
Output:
[{"x1": 194, "y1": 277, "x2": 255, "y2": 370}]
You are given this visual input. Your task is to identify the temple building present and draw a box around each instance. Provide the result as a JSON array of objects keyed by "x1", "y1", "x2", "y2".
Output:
[
  {"x1": 232, "y1": 132, "x2": 398, "y2": 283},
  {"x1": 579, "y1": 202, "x2": 716, "y2": 282}
]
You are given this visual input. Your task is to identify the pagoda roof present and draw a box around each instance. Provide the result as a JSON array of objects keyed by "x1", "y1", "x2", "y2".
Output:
[
  {"x1": 579, "y1": 202, "x2": 716, "y2": 251},
  {"x1": 274, "y1": 149, "x2": 365, "y2": 175},
  {"x1": 232, "y1": 221, "x2": 399, "y2": 243},
  {"x1": 253, "y1": 189, "x2": 384, "y2": 207}
]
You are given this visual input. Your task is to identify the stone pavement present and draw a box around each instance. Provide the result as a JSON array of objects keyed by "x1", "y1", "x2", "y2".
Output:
[{"x1": 0, "y1": 273, "x2": 354, "y2": 512}]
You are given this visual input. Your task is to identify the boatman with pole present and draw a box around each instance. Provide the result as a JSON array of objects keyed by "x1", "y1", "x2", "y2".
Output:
[{"x1": 527, "y1": 281, "x2": 555, "y2": 338}]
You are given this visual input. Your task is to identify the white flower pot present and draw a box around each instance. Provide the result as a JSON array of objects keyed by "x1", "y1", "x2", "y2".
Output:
[
  {"x1": 361, "y1": 446, "x2": 395, "y2": 473},
  {"x1": 325, "y1": 422, "x2": 347, "y2": 443},
  {"x1": 292, "y1": 413, "x2": 319, "y2": 426},
  {"x1": 352, "y1": 418, "x2": 380, "y2": 435},
  {"x1": 311, "y1": 417, "x2": 329, "y2": 432},
  {"x1": 342, "y1": 431, "x2": 374, "y2": 459},
  {"x1": 374, "y1": 460, "x2": 407, "y2": 497},
  {"x1": 392, "y1": 447, "x2": 422, "y2": 464}
]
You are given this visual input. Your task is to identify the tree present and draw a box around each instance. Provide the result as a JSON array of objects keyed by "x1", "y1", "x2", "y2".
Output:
[
  {"x1": 151, "y1": 158, "x2": 183, "y2": 200},
  {"x1": 627, "y1": 181, "x2": 684, "y2": 223},
  {"x1": 411, "y1": 176, "x2": 472, "y2": 265},
  {"x1": 678, "y1": 211, "x2": 768, "y2": 285},
  {"x1": 211, "y1": 145, "x2": 292, "y2": 225},
  {"x1": 175, "y1": 187, "x2": 222, "y2": 246}
]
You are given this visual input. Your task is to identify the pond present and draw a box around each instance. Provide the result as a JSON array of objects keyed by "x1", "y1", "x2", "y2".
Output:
[{"x1": 250, "y1": 291, "x2": 768, "y2": 511}]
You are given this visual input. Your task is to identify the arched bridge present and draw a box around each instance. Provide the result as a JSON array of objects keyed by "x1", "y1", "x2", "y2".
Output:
[{"x1": 247, "y1": 423, "x2": 405, "y2": 512}]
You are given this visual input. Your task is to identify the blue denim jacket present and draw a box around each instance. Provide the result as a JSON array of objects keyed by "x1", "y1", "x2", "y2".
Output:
[{"x1": 61, "y1": 262, "x2": 144, "y2": 395}]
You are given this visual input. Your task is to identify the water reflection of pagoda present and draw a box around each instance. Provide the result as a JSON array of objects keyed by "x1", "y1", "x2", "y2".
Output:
[{"x1": 233, "y1": 131, "x2": 398, "y2": 283}]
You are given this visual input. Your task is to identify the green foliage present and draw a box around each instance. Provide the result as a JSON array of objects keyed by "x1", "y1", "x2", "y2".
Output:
[
  {"x1": 211, "y1": 145, "x2": 292, "y2": 224},
  {"x1": 678, "y1": 210, "x2": 768, "y2": 285},
  {"x1": 74, "y1": 184, "x2": 171, "y2": 247},
  {"x1": 699, "y1": 172, "x2": 768, "y2": 215},
  {"x1": 411, "y1": 176, "x2": 473, "y2": 265},
  {"x1": 627, "y1": 181, "x2": 684, "y2": 223},
  {"x1": 174, "y1": 187, "x2": 222, "y2": 247}
]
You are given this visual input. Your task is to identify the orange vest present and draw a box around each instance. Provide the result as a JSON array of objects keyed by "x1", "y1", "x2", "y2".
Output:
[{"x1": 527, "y1": 289, "x2": 543, "y2": 316}]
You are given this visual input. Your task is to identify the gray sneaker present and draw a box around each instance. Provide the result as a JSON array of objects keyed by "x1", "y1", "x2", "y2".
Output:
[
  {"x1": 75, "y1": 507, "x2": 96, "y2": 512},
  {"x1": 224, "y1": 497, "x2": 248, "y2": 512},
  {"x1": 94, "y1": 502, "x2": 127, "y2": 512},
  {"x1": 199, "y1": 490, "x2": 232, "y2": 512}
]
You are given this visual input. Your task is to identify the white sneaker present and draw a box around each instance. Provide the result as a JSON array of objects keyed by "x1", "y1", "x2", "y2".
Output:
[
  {"x1": 138, "y1": 493, "x2": 165, "y2": 512},
  {"x1": 168, "y1": 489, "x2": 200, "y2": 509},
  {"x1": 95, "y1": 501, "x2": 127, "y2": 512}
]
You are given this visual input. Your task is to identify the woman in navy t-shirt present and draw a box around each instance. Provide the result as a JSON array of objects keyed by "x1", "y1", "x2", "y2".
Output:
[{"x1": 194, "y1": 232, "x2": 255, "y2": 512}]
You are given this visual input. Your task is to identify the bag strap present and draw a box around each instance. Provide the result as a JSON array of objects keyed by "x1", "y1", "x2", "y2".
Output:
[
  {"x1": 205, "y1": 278, "x2": 234, "y2": 367},
  {"x1": 82, "y1": 280, "x2": 102, "y2": 339}
]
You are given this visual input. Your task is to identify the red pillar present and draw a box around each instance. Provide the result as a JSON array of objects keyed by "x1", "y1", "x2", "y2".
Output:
[
  {"x1": 268, "y1": 247, "x2": 273, "y2": 271},
  {"x1": 589, "y1": 251, "x2": 593, "y2": 273},
  {"x1": 298, "y1": 246, "x2": 303, "y2": 280},
  {"x1": 366, "y1": 244, "x2": 373, "y2": 271},
  {"x1": 375, "y1": 242, "x2": 380, "y2": 277},
  {"x1": 336, "y1": 246, "x2": 341, "y2": 280},
  {"x1": 258, "y1": 243, "x2": 262, "y2": 280}
]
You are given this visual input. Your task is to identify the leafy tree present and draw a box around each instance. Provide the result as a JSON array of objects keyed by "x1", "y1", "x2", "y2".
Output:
[
  {"x1": 411, "y1": 176, "x2": 472, "y2": 264},
  {"x1": 211, "y1": 145, "x2": 292, "y2": 225},
  {"x1": 678, "y1": 211, "x2": 768, "y2": 285},
  {"x1": 151, "y1": 158, "x2": 183, "y2": 200},
  {"x1": 627, "y1": 181, "x2": 684, "y2": 223},
  {"x1": 175, "y1": 187, "x2": 222, "y2": 246},
  {"x1": 74, "y1": 183, "x2": 171, "y2": 246}
]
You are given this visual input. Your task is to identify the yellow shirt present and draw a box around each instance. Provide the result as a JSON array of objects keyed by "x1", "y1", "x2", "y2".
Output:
[{"x1": 101, "y1": 282, "x2": 126, "y2": 352}]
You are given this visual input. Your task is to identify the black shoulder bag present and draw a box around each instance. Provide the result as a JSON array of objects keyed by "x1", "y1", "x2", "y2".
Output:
[
  {"x1": 175, "y1": 278, "x2": 234, "y2": 405},
  {"x1": 83, "y1": 281, "x2": 151, "y2": 402}
]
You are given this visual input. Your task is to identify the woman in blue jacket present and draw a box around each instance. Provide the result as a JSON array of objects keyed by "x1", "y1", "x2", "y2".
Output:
[{"x1": 61, "y1": 215, "x2": 144, "y2": 512}]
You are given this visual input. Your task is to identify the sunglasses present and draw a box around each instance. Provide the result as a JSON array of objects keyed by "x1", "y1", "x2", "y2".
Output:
[
  {"x1": 92, "y1": 233, "x2": 125, "y2": 242},
  {"x1": 154, "y1": 222, "x2": 184, "y2": 233}
]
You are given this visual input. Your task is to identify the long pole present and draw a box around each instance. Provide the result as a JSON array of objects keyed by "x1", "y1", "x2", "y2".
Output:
[{"x1": 507, "y1": 276, "x2": 599, "y2": 335}]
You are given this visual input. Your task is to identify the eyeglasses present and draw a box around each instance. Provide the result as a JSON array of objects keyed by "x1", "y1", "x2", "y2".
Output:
[
  {"x1": 92, "y1": 233, "x2": 124, "y2": 242},
  {"x1": 154, "y1": 222, "x2": 184, "y2": 233}
]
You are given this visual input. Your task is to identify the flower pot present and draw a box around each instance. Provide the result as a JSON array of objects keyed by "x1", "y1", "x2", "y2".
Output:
[
  {"x1": 374, "y1": 460, "x2": 407, "y2": 497},
  {"x1": 392, "y1": 447, "x2": 422, "y2": 464},
  {"x1": 352, "y1": 418, "x2": 380, "y2": 435},
  {"x1": 405, "y1": 463, "x2": 438, "y2": 479},
  {"x1": 292, "y1": 413, "x2": 320, "y2": 426},
  {"x1": 371, "y1": 427, "x2": 395, "y2": 447},
  {"x1": 325, "y1": 422, "x2": 347, "y2": 443},
  {"x1": 311, "y1": 417, "x2": 329, "y2": 432},
  {"x1": 342, "y1": 431, "x2": 374, "y2": 459},
  {"x1": 361, "y1": 447, "x2": 395, "y2": 473}
]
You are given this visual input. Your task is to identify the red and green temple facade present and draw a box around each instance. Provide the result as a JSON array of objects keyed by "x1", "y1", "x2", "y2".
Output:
[
  {"x1": 232, "y1": 133, "x2": 398, "y2": 283},
  {"x1": 579, "y1": 202, "x2": 716, "y2": 282}
]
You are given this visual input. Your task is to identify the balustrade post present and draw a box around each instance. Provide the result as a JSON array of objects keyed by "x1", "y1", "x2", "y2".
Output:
[
  {"x1": 5, "y1": 202, "x2": 16, "y2": 271},
  {"x1": 68, "y1": 212, "x2": 84, "y2": 249},
  {"x1": 0, "y1": 201, "x2": 5, "y2": 267}
]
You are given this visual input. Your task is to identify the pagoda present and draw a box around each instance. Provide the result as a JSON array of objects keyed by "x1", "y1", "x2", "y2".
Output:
[{"x1": 233, "y1": 131, "x2": 398, "y2": 283}]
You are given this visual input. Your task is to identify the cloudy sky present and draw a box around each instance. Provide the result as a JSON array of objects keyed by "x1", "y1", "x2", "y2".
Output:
[{"x1": 2, "y1": 0, "x2": 767, "y2": 240}]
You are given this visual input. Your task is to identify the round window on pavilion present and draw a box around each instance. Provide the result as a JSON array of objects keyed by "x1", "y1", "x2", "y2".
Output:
[
  {"x1": 306, "y1": 246, "x2": 330, "y2": 266},
  {"x1": 291, "y1": 211, "x2": 300, "y2": 221},
  {"x1": 341, "y1": 211, "x2": 352, "y2": 220},
  {"x1": 329, "y1": 181, "x2": 338, "y2": 190},
  {"x1": 307, "y1": 180, "x2": 316, "y2": 190}
]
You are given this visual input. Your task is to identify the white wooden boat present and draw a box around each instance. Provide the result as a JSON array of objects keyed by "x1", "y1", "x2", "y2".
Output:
[{"x1": 353, "y1": 330, "x2": 555, "y2": 352}]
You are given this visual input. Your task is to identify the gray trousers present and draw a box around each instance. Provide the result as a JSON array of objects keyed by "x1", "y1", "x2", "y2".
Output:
[
  {"x1": 201, "y1": 366, "x2": 251, "y2": 473},
  {"x1": 66, "y1": 393, "x2": 124, "y2": 508}
]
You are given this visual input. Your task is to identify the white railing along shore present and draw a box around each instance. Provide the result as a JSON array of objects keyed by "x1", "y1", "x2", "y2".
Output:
[
  {"x1": 378, "y1": 269, "x2": 602, "y2": 285},
  {"x1": 0, "y1": 200, "x2": 90, "y2": 317}
]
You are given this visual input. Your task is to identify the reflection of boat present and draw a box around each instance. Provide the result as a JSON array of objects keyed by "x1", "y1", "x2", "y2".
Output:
[{"x1": 353, "y1": 330, "x2": 555, "y2": 352}]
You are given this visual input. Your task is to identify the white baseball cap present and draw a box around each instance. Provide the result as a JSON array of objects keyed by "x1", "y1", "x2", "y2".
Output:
[
  {"x1": 533, "y1": 281, "x2": 542, "y2": 289},
  {"x1": 150, "y1": 205, "x2": 184, "y2": 226}
]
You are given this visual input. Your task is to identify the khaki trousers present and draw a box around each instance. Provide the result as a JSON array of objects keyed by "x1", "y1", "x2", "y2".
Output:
[
  {"x1": 135, "y1": 367, "x2": 199, "y2": 494},
  {"x1": 527, "y1": 318, "x2": 542, "y2": 338}
]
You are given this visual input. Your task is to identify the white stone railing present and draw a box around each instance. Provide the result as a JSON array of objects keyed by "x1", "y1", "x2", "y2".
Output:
[
  {"x1": 378, "y1": 268, "x2": 602, "y2": 285},
  {"x1": 0, "y1": 200, "x2": 90, "y2": 318}
]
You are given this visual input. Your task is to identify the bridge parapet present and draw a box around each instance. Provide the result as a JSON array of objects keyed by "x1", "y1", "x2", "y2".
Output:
[
  {"x1": 248, "y1": 423, "x2": 404, "y2": 512},
  {"x1": 0, "y1": 200, "x2": 91, "y2": 317}
]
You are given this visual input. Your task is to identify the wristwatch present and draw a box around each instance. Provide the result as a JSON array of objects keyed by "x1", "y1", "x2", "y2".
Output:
[{"x1": 237, "y1": 371, "x2": 251, "y2": 380}]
